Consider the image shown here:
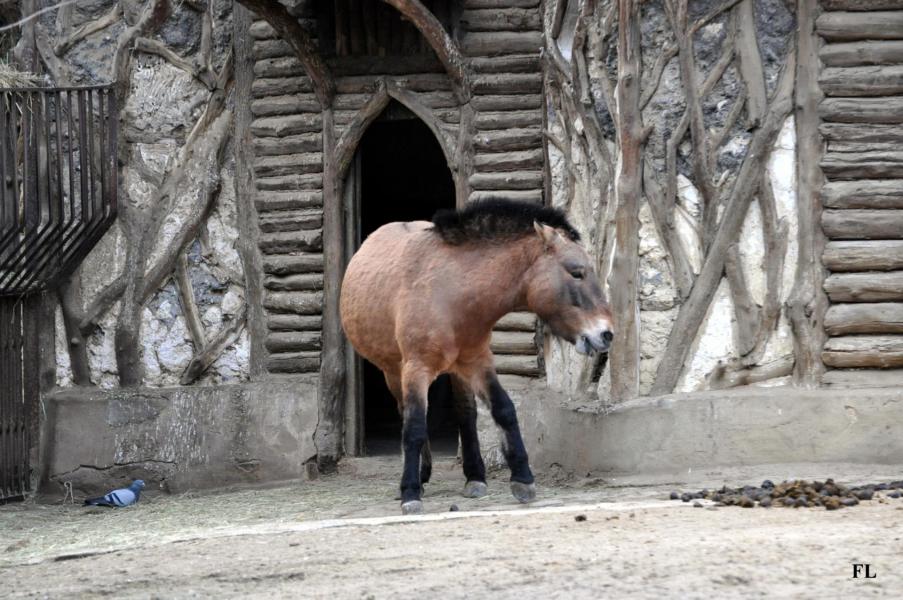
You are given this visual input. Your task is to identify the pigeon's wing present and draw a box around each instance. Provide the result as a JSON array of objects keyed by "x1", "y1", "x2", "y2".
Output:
[{"x1": 106, "y1": 488, "x2": 137, "y2": 507}]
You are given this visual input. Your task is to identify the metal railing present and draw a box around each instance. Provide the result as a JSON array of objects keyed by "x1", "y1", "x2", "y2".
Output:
[{"x1": 0, "y1": 85, "x2": 117, "y2": 296}]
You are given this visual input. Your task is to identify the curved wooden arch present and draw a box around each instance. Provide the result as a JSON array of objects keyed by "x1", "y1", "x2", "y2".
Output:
[{"x1": 334, "y1": 80, "x2": 459, "y2": 183}]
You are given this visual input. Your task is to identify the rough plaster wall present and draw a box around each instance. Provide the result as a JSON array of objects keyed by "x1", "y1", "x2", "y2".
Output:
[{"x1": 52, "y1": 4, "x2": 247, "y2": 388}]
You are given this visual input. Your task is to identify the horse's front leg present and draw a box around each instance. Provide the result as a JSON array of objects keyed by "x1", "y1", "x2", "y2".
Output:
[
  {"x1": 399, "y1": 365, "x2": 432, "y2": 515},
  {"x1": 483, "y1": 372, "x2": 535, "y2": 503}
]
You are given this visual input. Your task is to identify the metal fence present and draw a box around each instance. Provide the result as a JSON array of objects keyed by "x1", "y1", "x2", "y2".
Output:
[{"x1": 0, "y1": 296, "x2": 26, "y2": 500}]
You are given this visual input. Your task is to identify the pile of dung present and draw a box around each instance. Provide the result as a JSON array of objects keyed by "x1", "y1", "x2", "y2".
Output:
[{"x1": 670, "y1": 479, "x2": 903, "y2": 510}]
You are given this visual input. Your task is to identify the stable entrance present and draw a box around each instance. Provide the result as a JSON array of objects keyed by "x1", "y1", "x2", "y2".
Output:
[{"x1": 344, "y1": 101, "x2": 458, "y2": 457}]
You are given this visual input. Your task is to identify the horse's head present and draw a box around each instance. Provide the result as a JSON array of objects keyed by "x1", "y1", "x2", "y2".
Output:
[{"x1": 525, "y1": 222, "x2": 614, "y2": 355}]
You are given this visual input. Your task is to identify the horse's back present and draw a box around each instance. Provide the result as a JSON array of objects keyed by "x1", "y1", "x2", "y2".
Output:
[{"x1": 340, "y1": 221, "x2": 434, "y2": 371}]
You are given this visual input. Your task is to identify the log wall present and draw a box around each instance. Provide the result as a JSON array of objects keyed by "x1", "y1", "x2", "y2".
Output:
[
  {"x1": 817, "y1": 0, "x2": 903, "y2": 380},
  {"x1": 242, "y1": 0, "x2": 544, "y2": 378}
]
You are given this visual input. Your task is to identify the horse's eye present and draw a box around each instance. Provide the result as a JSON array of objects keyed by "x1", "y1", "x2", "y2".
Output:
[{"x1": 569, "y1": 269, "x2": 585, "y2": 280}]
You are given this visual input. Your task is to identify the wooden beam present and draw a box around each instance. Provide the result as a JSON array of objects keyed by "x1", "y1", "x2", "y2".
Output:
[
  {"x1": 822, "y1": 209, "x2": 903, "y2": 239},
  {"x1": 819, "y1": 65, "x2": 903, "y2": 96},
  {"x1": 822, "y1": 179, "x2": 903, "y2": 208},
  {"x1": 821, "y1": 150, "x2": 903, "y2": 179},
  {"x1": 821, "y1": 41, "x2": 903, "y2": 67},
  {"x1": 821, "y1": 0, "x2": 903, "y2": 10},
  {"x1": 824, "y1": 272, "x2": 903, "y2": 302},
  {"x1": 825, "y1": 303, "x2": 903, "y2": 335},
  {"x1": 823, "y1": 240, "x2": 903, "y2": 271},
  {"x1": 816, "y1": 11, "x2": 903, "y2": 42},
  {"x1": 819, "y1": 97, "x2": 903, "y2": 123},
  {"x1": 823, "y1": 335, "x2": 903, "y2": 368},
  {"x1": 820, "y1": 124, "x2": 903, "y2": 145}
]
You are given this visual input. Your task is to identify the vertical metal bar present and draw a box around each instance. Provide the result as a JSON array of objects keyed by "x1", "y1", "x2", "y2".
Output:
[
  {"x1": 107, "y1": 89, "x2": 118, "y2": 216},
  {"x1": 0, "y1": 93, "x2": 9, "y2": 246},
  {"x1": 10, "y1": 91, "x2": 18, "y2": 232},
  {"x1": 86, "y1": 89, "x2": 97, "y2": 222},
  {"x1": 77, "y1": 89, "x2": 89, "y2": 224},
  {"x1": 98, "y1": 90, "x2": 106, "y2": 219},
  {"x1": 66, "y1": 90, "x2": 76, "y2": 245}
]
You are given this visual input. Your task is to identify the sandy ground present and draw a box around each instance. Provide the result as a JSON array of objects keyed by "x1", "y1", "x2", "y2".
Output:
[{"x1": 1, "y1": 458, "x2": 902, "y2": 599}]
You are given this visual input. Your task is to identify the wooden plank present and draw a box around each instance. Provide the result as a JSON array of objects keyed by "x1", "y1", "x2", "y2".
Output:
[
  {"x1": 820, "y1": 41, "x2": 903, "y2": 67},
  {"x1": 820, "y1": 123, "x2": 903, "y2": 144},
  {"x1": 470, "y1": 189, "x2": 543, "y2": 203},
  {"x1": 816, "y1": 12, "x2": 903, "y2": 42},
  {"x1": 259, "y1": 209, "x2": 322, "y2": 233},
  {"x1": 461, "y1": 8, "x2": 542, "y2": 31},
  {"x1": 252, "y1": 133, "x2": 321, "y2": 156},
  {"x1": 823, "y1": 369, "x2": 903, "y2": 387},
  {"x1": 493, "y1": 354, "x2": 539, "y2": 376},
  {"x1": 490, "y1": 331, "x2": 536, "y2": 355},
  {"x1": 470, "y1": 55, "x2": 541, "y2": 74},
  {"x1": 822, "y1": 179, "x2": 903, "y2": 208},
  {"x1": 470, "y1": 94, "x2": 543, "y2": 111},
  {"x1": 495, "y1": 312, "x2": 536, "y2": 331},
  {"x1": 265, "y1": 332, "x2": 322, "y2": 353},
  {"x1": 252, "y1": 77, "x2": 314, "y2": 98},
  {"x1": 473, "y1": 73, "x2": 543, "y2": 94},
  {"x1": 819, "y1": 65, "x2": 903, "y2": 96},
  {"x1": 823, "y1": 335, "x2": 903, "y2": 368},
  {"x1": 821, "y1": 150, "x2": 903, "y2": 179},
  {"x1": 253, "y1": 39, "x2": 293, "y2": 60},
  {"x1": 469, "y1": 170, "x2": 543, "y2": 190},
  {"x1": 474, "y1": 110, "x2": 542, "y2": 130},
  {"x1": 473, "y1": 149, "x2": 544, "y2": 172},
  {"x1": 822, "y1": 209, "x2": 903, "y2": 239},
  {"x1": 253, "y1": 153, "x2": 322, "y2": 177},
  {"x1": 473, "y1": 127, "x2": 542, "y2": 151},
  {"x1": 819, "y1": 97, "x2": 903, "y2": 123},
  {"x1": 255, "y1": 191, "x2": 323, "y2": 213},
  {"x1": 258, "y1": 229, "x2": 323, "y2": 254},
  {"x1": 267, "y1": 351, "x2": 320, "y2": 373},
  {"x1": 265, "y1": 273, "x2": 324, "y2": 291},
  {"x1": 263, "y1": 291, "x2": 324, "y2": 315},
  {"x1": 254, "y1": 57, "x2": 305, "y2": 78},
  {"x1": 255, "y1": 174, "x2": 324, "y2": 192},
  {"x1": 464, "y1": 0, "x2": 539, "y2": 7},
  {"x1": 462, "y1": 31, "x2": 543, "y2": 56},
  {"x1": 823, "y1": 241, "x2": 903, "y2": 271},
  {"x1": 825, "y1": 303, "x2": 903, "y2": 335},
  {"x1": 263, "y1": 254, "x2": 324, "y2": 275},
  {"x1": 267, "y1": 314, "x2": 322, "y2": 331},
  {"x1": 250, "y1": 20, "x2": 277, "y2": 40},
  {"x1": 250, "y1": 114, "x2": 322, "y2": 137},
  {"x1": 334, "y1": 74, "x2": 452, "y2": 94},
  {"x1": 824, "y1": 271, "x2": 903, "y2": 302},
  {"x1": 821, "y1": 0, "x2": 903, "y2": 10},
  {"x1": 251, "y1": 94, "x2": 321, "y2": 117}
]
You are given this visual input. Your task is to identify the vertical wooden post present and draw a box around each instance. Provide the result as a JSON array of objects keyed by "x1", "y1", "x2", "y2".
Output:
[{"x1": 608, "y1": 0, "x2": 643, "y2": 402}]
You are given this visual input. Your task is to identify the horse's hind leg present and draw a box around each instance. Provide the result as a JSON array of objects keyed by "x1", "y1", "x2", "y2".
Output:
[
  {"x1": 481, "y1": 372, "x2": 535, "y2": 504},
  {"x1": 399, "y1": 364, "x2": 433, "y2": 515},
  {"x1": 451, "y1": 375, "x2": 487, "y2": 498},
  {"x1": 386, "y1": 371, "x2": 432, "y2": 485}
]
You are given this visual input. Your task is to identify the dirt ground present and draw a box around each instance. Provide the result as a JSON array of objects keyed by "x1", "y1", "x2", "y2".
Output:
[{"x1": 1, "y1": 458, "x2": 901, "y2": 599}]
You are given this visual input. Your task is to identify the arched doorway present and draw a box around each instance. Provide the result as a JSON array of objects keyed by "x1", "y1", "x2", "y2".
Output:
[{"x1": 344, "y1": 101, "x2": 458, "y2": 457}]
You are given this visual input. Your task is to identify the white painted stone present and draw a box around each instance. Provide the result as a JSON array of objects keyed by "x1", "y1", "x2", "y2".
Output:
[
  {"x1": 768, "y1": 117, "x2": 798, "y2": 304},
  {"x1": 55, "y1": 307, "x2": 73, "y2": 388},
  {"x1": 676, "y1": 279, "x2": 736, "y2": 393},
  {"x1": 125, "y1": 58, "x2": 207, "y2": 139},
  {"x1": 676, "y1": 175, "x2": 703, "y2": 274}
]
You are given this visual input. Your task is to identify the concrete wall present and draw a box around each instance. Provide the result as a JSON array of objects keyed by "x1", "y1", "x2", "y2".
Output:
[{"x1": 42, "y1": 377, "x2": 318, "y2": 496}]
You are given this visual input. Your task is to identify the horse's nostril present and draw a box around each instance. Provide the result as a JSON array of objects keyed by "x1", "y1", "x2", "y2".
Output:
[{"x1": 602, "y1": 330, "x2": 613, "y2": 344}]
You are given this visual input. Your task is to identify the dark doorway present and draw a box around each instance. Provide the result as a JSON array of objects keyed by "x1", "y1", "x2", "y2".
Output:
[{"x1": 353, "y1": 102, "x2": 458, "y2": 457}]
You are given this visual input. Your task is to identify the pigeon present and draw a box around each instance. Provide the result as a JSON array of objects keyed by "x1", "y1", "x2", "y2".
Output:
[{"x1": 84, "y1": 480, "x2": 145, "y2": 507}]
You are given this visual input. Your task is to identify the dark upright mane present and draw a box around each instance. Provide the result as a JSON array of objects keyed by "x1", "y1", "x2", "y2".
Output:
[{"x1": 431, "y1": 199, "x2": 581, "y2": 245}]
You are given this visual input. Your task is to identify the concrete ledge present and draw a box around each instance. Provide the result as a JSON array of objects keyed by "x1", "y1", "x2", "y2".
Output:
[
  {"x1": 41, "y1": 377, "x2": 319, "y2": 496},
  {"x1": 518, "y1": 385, "x2": 903, "y2": 476}
]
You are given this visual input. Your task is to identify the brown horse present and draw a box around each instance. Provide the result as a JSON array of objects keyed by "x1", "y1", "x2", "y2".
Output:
[{"x1": 340, "y1": 199, "x2": 613, "y2": 514}]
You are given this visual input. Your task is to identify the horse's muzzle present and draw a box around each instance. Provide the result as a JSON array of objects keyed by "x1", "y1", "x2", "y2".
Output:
[{"x1": 576, "y1": 329, "x2": 613, "y2": 355}]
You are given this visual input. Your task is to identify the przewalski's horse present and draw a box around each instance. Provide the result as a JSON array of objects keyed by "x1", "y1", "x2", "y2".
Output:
[{"x1": 340, "y1": 199, "x2": 614, "y2": 514}]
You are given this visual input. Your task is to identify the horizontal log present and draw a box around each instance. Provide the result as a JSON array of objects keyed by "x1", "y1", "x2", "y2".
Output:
[
  {"x1": 816, "y1": 12, "x2": 903, "y2": 42},
  {"x1": 334, "y1": 107, "x2": 461, "y2": 127},
  {"x1": 495, "y1": 311, "x2": 536, "y2": 331},
  {"x1": 332, "y1": 91, "x2": 458, "y2": 111},
  {"x1": 265, "y1": 332, "x2": 321, "y2": 353},
  {"x1": 819, "y1": 97, "x2": 903, "y2": 123},
  {"x1": 263, "y1": 291, "x2": 323, "y2": 315},
  {"x1": 253, "y1": 133, "x2": 321, "y2": 156},
  {"x1": 820, "y1": 41, "x2": 903, "y2": 67},
  {"x1": 469, "y1": 170, "x2": 543, "y2": 191},
  {"x1": 823, "y1": 335, "x2": 903, "y2": 368},
  {"x1": 263, "y1": 254, "x2": 324, "y2": 275},
  {"x1": 493, "y1": 354, "x2": 539, "y2": 376},
  {"x1": 473, "y1": 127, "x2": 542, "y2": 152},
  {"x1": 820, "y1": 123, "x2": 903, "y2": 144},
  {"x1": 822, "y1": 179, "x2": 903, "y2": 209},
  {"x1": 821, "y1": 150, "x2": 903, "y2": 179},
  {"x1": 250, "y1": 20, "x2": 276, "y2": 40},
  {"x1": 821, "y1": 0, "x2": 903, "y2": 9},
  {"x1": 258, "y1": 229, "x2": 323, "y2": 254},
  {"x1": 470, "y1": 55, "x2": 541, "y2": 74},
  {"x1": 461, "y1": 8, "x2": 542, "y2": 31},
  {"x1": 826, "y1": 141, "x2": 902, "y2": 154},
  {"x1": 462, "y1": 31, "x2": 543, "y2": 56},
  {"x1": 473, "y1": 149, "x2": 544, "y2": 172},
  {"x1": 334, "y1": 74, "x2": 452, "y2": 94},
  {"x1": 470, "y1": 94, "x2": 543, "y2": 111},
  {"x1": 819, "y1": 65, "x2": 903, "y2": 96},
  {"x1": 255, "y1": 191, "x2": 323, "y2": 213},
  {"x1": 822, "y1": 209, "x2": 903, "y2": 239},
  {"x1": 463, "y1": 0, "x2": 540, "y2": 8},
  {"x1": 490, "y1": 331, "x2": 536, "y2": 355},
  {"x1": 267, "y1": 314, "x2": 322, "y2": 332},
  {"x1": 254, "y1": 57, "x2": 306, "y2": 79},
  {"x1": 251, "y1": 94, "x2": 320, "y2": 117},
  {"x1": 326, "y1": 55, "x2": 444, "y2": 77},
  {"x1": 473, "y1": 73, "x2": 543, "y2": 94},
  {"x1": 253, "y1": 39, "x2": 292, "y2": 60},
  {"x1": 255, "y1": 174, "x2": 324, "y2": 192},
  {"x1": 824, "y1": 271, "x2": 903, "y2": 302},
  {"x1": 251, "y1": 114, "x2": 322, "y2": 137},
  {"x1": 259, "y1": 209, "x2": 322, "y2": 233},
  {"x1": 474, "y1": 110, "x2": 542, "y2": 130},
  {"x1": 470, "y1": 189, "x2": 543, "y2": 203},
  {"x1": 822, "y1": 369, "x2": 903, "y2": 387},
  {"x1": 825, "y1": 303, "x2": 903, "y2": 335},
  {"x1": 252, "y1": 77, "x2": 313, "y2": 98},
  {"x1": 267, "y1": 352, "x2": 320, "y2": 373},
  {"x1": 253, "y1": 153, "x2": 322, "y2": 177},
  {"x1": 824, "y1": 241, "x2": 903, "y2": 271},
  {"x1": 265, "y1": 273, "x2": 324, "y2": 292}
]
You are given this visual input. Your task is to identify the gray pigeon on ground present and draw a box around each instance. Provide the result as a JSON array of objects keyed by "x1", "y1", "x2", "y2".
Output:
[{"x1": 83, "y1": 480, "x2": 145, "y2": 507}]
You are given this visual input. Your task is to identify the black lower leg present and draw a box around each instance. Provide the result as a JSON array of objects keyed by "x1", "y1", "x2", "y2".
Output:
[
  {"x1": 487, "y1": 376, "x2": 533, "y2": 484},
  {"x1": 420, "y1": 439, "x2": 432, "y2": 484},
  {"x1": 455, "y1": 395, "x2": 486, "y2": 483},
  {"x1": 400, "y1": 401, "x2": 427, "y2": 504}
]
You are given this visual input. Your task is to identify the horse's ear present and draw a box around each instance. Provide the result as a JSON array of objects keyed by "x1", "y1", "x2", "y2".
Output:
[{"x1": 534, "y1": 220, "x2": 558, "y2": 249}]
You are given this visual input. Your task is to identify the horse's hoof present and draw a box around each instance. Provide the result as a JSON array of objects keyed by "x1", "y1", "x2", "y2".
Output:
[
  {"x1": 510, "y1": 481, "x2": 536, "y2": 504},
  {"x1": 401, "y1": 500, "x2": 423, "y2": 515},
  {"x1": 463, "y1": 480, "x2": 488, "y2": 498}
]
